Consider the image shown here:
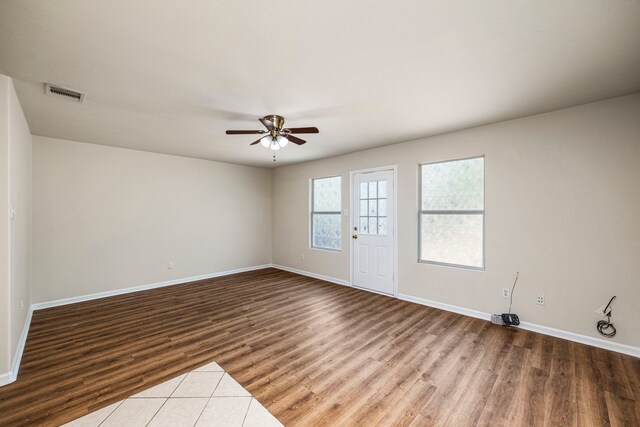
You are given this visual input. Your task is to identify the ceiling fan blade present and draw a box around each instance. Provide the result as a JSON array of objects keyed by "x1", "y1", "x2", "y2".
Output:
[
  {"x1": 259, "y1": 117, "x2": 275, "y2": 131},
  {"x1": 286, "y1": 134, "x2": 306, "y2": 145},
  {"x1": 226, "y1": 130, "x2": 264, "y2": 135},
  {"x1": 284, "y1": 127, "x2": 319, "y2": 134},
  {"x1": 250, "y1": 138, "x2": 263, "y2": 145}
]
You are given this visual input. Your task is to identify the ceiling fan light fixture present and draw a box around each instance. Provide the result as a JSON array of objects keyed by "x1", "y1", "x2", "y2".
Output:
[
  {"x1": 260, "y1": 135, "x2": 272, "y2": 148},
  {"x1": 270, "y1": 140, "x2": 280, "y2": 151},
  {"x1": 277, "y1": 134, "x2": 288, "y2": 148}
]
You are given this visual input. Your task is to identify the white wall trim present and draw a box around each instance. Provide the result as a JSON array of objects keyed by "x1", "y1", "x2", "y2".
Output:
[
  {"x1": 271, "y1": 264, "x2": 350, "y2": 287},
  {"x1": 10, "y1": 305, "x2": 31, "y2": 378},
  {"x1": 398, "y1": 293, "x2": 491, "y2": 321},
  {"x1": 32, "y1": 264, "x2": 273, "y2": 311},
  {"x1": 398, "y1": 292, "x2": 640, "y2": 358},
  {"x1": 0, "y1": 305, "x2": 32, "y2": 387},
  {"x1": 0, "y1": 372, "x2": 12, "y2": 387},
  {"x1": 517, "y1": 321, "x2": 640, "y2": 358}
]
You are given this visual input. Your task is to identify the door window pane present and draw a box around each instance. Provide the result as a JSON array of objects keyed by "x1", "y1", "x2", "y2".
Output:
[
  {"x1": 360, "y1": 182, "x2": 368, "y2": 199},
  {"x1": 378, "y1": 199, "x2": 387, "y2": 216},
  {"x1": 378, "y1": 217, "x2": 388, "y2": 235},
  {"x1": 368, "y1": 217, "x2": 378, "y2": 235},
  {"x1": 360, "y1": 200, "x2": 368, "y2": 216},
  {"x1": 368, "y1": 199, "x2": 377, "y2": 216},
  {"x1": 378, "y1": 180, "x2": 387, "y2": 198},
  {"x1": 368, "y1": 181, "x2": 377, "y2": 198},
  {"x1": 360, "y1": 217, "x2": 369, "y2": 233}
]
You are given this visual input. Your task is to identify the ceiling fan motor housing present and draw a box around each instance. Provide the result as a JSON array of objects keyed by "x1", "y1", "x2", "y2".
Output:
[{"x1": 265, "y1": 114, "x2": 285, "y2": 136}]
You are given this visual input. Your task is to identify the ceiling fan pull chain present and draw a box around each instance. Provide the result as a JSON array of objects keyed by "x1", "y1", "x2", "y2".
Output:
[{"x1": 273, "y1": 152, "x2": 276, "y2": 162}]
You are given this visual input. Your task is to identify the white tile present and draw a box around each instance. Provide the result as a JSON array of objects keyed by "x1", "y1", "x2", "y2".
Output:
[
  {"x1": 195, "y1": 397, "x2": 251, "y2": 427},
  {"x1": 212, "y1": 373, "x2": 251, "y2": 397},
  {"x1": 62, "y1": 401, "x2": 123, "y2": 426},
  {"x1": 132, "y1": 374, "x2": 187, "y2": 398},
  {"x1": 194, "y1": 361, "x2": 224, "y2": 372},
  {"x1": 147, "y1": 398, "x2": 208, "y2": 427},
  {"x1": 243, "y1": 399, "x2": 283, "y2": 427},
  {"x1": 244, "y1": 399, "x2": 284, "y2": 427},
  {"x1": 172, "y1": 371, "x2": 223, "y2": 398},
  {"x1": 101, "y1": 398, "x2": 166, "y2": 427}
]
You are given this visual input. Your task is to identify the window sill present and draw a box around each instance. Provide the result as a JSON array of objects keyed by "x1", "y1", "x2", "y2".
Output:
[
  {"x1": 311, "y1": 246, "x2": 342, "y2": 253},
  {"x1": 417, "y1": 259, "x2": 485, "y2": 271}
]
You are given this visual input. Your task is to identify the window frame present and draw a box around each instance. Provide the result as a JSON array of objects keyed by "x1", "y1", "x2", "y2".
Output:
[
  {"x1": 418, "y1": 155, "x2": 485, "y2": 271},
  {"x1": 310, "y1": 175, "x2": 342, "y2": 252}
]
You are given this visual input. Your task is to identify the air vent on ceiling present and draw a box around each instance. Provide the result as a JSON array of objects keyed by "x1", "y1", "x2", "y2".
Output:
[{"x1": 44, "y1": 83, "x2": 85, "y2": 103}]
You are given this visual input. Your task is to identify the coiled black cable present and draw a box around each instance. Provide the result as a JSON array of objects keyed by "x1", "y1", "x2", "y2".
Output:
[{"x1": 596, "y1": 296, "x2": 616, "y2": 338}]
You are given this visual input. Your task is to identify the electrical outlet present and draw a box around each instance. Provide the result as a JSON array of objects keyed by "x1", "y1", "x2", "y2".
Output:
[
  {"x1": 536, "y1": 293, "x2": 545, "y2": 305},
  {"x1": 21, "y1": 299, "x2": 24, "y2": 310},
  {"x1": 300, "y1": 254, "x2": 305, "y2": 262},
  {"x1": 168, "y1": 262, "x2": 174, "y2": 269},
  {"x1": 502, "y1": 288, "x2": 510, "y2": 299}
]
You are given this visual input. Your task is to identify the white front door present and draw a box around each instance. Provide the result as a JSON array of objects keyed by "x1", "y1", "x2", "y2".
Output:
[{"x1": 352, "y1": 169, "x2": 395, "y2": 295}]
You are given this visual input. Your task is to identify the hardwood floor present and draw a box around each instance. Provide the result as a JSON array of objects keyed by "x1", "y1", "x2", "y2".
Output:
[{"x1": 0, "y1": 268, "x2": 638, "y2": 426}]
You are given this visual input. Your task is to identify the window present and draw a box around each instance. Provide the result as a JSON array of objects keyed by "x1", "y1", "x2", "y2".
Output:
[
  {"x1": 311, "y1": 176, "x2": 341, "y2": 250},
  {"x1": 358, "y1": 180, "x2": 388, "y2": 235},
  {"x1": 419, "y1": 156, "x2": 484, "y2": 269}
]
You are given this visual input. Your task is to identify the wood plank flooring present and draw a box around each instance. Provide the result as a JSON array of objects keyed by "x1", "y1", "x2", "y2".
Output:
[{"x1": 0, "y1": 268, "x2": 638, "y2": 426}]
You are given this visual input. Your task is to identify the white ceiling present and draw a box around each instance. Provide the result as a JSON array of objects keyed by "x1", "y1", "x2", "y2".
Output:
[{"x1": 1, "y1": 1, "x2": 639, "y2": 167}]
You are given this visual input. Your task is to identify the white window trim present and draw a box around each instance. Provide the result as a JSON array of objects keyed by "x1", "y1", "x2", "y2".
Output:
[
  {"x1": 310, "y1": 175, "x2": 342, "y2": 252},
  {"x1": 418, "y1": 155, "x2": 485, "y2": 271}
]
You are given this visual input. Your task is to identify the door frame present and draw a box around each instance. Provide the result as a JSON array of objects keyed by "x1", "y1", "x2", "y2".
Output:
[{"x1": 349, "y1": 165, "x2": 398, "y2": 297}]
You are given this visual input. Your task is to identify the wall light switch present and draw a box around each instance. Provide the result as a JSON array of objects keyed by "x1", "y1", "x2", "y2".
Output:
[{"x1": 168, "y1": 262, "x2": 174, "y2": 269}]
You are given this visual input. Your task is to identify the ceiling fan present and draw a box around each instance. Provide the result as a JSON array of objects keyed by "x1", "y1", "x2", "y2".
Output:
[{"x1": 226, "y1": 115, "x2": 319, "y2": 160}]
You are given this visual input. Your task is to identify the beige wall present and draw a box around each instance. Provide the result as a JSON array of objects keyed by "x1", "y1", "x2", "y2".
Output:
[
  {"x1": 31, "y1": 136, "x2": 272, "y2": 303},
  {"x1": 272, "y1": 94, "x2": 640, "y2": 348},
  {"x1": 0, "y1": 75, "x2": 31, "y2": 377}
]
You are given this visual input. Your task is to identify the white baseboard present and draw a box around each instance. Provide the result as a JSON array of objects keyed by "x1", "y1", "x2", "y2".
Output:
[
  {"x1": 398, "y1": 293, "x2": 640, "y2": 358},
  {"x1": 0, "y1": 372, "x2": 13, "y2": 387},
  {"x1": 517, "y1": 321, "x2": 640, "y2": 358},
  {"x1": 10, "y1": 307, "x2": 33, "y2": 379},
  {"x1": 32, "y1": 264, "x2": 273, "y2": 310},
  {"x1": 0, "y1": 306, "x2": 33, "y2": 387},
  {"x1": 271, "y1": 264, "x2": 350, "y2": 287},
  {"x1": 398, "y1": 293, "x2": 491, "y2": 322}
]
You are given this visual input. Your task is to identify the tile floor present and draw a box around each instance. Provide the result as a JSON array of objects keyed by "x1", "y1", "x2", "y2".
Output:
[{"x1": 63, "y1": 361, "x2": 283, "y2": 427}]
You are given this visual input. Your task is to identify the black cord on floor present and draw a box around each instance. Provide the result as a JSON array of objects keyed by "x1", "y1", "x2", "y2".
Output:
[{"x1": 597, "y1": 296, "x2": 616, "y2": 338}]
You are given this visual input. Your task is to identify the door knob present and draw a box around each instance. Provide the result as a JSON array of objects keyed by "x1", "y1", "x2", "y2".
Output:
[{"x1": 352, "y1": 234, "x2": 358, "y2": 239}]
